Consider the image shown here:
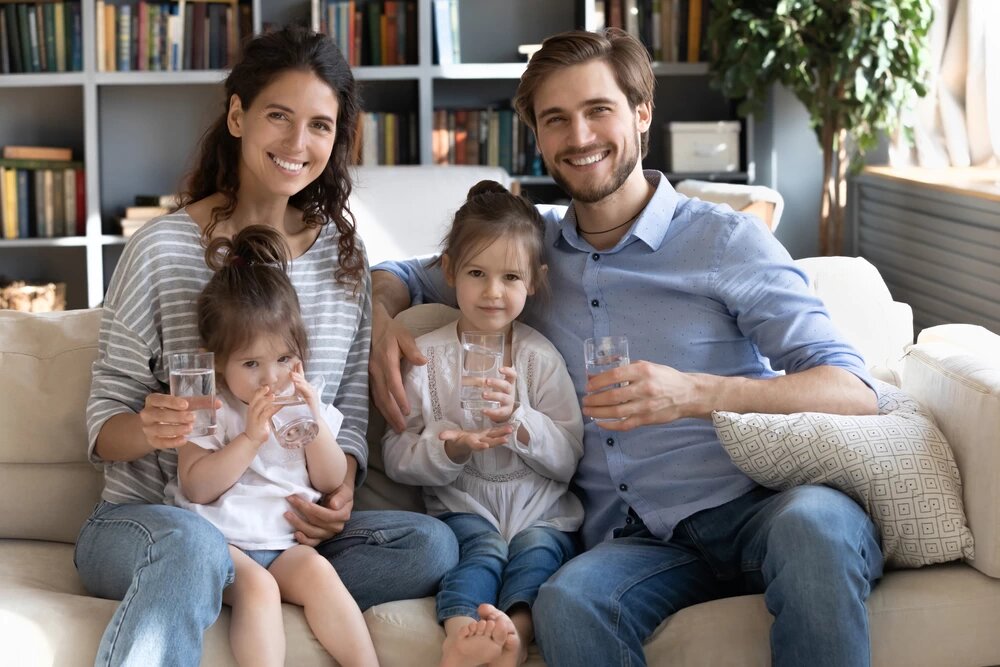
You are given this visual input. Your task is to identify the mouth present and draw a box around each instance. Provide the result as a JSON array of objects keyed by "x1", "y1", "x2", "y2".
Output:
[
  {"x1": 269, "y1": 153, "x2": 306, "y2": 173},
  {"x1": 563, "y1": 150, "x2": 610, "y2": 168}
]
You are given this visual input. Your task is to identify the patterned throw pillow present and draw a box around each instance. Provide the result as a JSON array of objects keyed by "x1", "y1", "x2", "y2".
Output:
[{"x1": 713, "y1": 380, "x2": 975, "y2": 569}]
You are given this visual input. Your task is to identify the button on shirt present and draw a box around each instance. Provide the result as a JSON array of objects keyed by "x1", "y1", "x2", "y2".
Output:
[{"x1": 375, "y1": 171, "x2": 872, "y2": 550}]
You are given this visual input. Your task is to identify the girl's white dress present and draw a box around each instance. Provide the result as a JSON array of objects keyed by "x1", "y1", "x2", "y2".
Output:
[
  {"x1": 174, "y1": 388, "x2": 344, "y2": 550},
  {"x1": 382, "y1": 320, "x2": 584, "y2": 542}
]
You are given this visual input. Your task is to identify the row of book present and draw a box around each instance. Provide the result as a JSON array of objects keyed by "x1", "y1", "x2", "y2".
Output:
[
  {"x1": 596, "y1": 0, "x2": 712, "y2": 64},
  {"x1": 0, "y1": 161, "x2": 86, "y2": 239},
  {"x1": 95, "y1": 0, "x2": 250, "y2": 72},
  {"x1": 432, "y1": 108, "x2": 544, "y2": 177},
  {"x1": 355, "y1": 111, "x2": 418, "y2": 166},
  {"x1": 319, "y1": 0, "x2": 417, "y2": 67},
  {"x1": 0, "y1": 2, "x2": 84, "y2": 74}
]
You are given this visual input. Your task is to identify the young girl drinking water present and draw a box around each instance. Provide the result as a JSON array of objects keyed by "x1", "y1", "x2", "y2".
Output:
[
  {"x1": 382, "y1": 181, "x2": 584, "y2": 667},
  {"x1": 174, "y1": 225, "x2": 379, "y2": 667}
]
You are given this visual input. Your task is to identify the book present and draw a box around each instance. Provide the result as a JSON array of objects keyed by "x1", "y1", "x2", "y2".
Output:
[
  {"x1": 0, "y1": 8, "x2": 9, "y2": 74},
  {"x1": 75, "y1": 169, "x2": 85, "y2": 235},
  {"x1": 33, "y1": 170, "x2": 45, "y2": 238},
  {"x1": 124, "y1": 205, "x2": 171, "y2": 219},
  {"x1": 3, "y1": 146, "x2": 73, "y2": 161},
  {"x1": 17, "y1": 170, "x2": 30, "y2": 238},
  {"x1": 6, "y1": 5, "x2": 23, "y2": 73},
  {"x1": 54, "y1": 1, "x2": 66, "y2": 72},
  {"x1": 63, "y1": 168, "x2": 76, "y2": 236},
  {"x1": 43, "y1": 3, "x2": 57, "y2": 72},
  {"x1": 0, "y1": 158, "x2": 83, "y2": 171},
  {"x1": 133, "y1": 193, "x2": 180, "y2": 208},
  {"x1": 69, "y1": 2, "x2": 82, "y2": 71}
]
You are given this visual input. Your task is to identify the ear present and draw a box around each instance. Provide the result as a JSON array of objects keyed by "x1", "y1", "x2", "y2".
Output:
[
  {"x1": 441, "y1": 254, "x2": 455, "y2": 287},
  {"x1": 635, "y1": 100, "x2": 652, "y2": 134},
  {"x1": 227, "y1": 94, "x2": 245, "y2": 138},
  {"x1": 529, "y1": 264, "x2": 548, "y2": 295}
]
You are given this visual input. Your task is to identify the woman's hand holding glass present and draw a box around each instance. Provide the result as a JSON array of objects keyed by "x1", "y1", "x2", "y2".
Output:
[
  {"x1": 139, "y1": 392, "x2": 222, "y2": 451},
  {"x1": 481, "y1": 367, "x2": 517, "y2": 424}
]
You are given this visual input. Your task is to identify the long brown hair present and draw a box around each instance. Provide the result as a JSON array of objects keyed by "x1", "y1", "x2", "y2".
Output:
[
  {"x1": 181, "y1": 25, "x2": 364, "y2": 286},
  {"x1": 513, "y1": 28, "x2": 655, "y2": 157},
  {"x1": 197, "y1": 225, "x2": 309, "y2": 367},
  {"x1": 432, "y1": 180, "x2": 549, "y2": 298}
]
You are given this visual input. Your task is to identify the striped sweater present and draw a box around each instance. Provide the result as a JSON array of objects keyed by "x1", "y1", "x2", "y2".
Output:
[{"x1": 87, "y1": 211, "x2": 372, "y2": 505}]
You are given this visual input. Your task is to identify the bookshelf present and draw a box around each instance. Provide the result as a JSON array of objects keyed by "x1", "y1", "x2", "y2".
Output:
[{"x1": 0, "y1": 0, "x2": 752, "y2": 310}]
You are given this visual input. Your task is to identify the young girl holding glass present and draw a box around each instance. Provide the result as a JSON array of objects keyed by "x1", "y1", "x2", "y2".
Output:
[
  {"x1": 172, "y1": 225, "x2": 377, "y2": 667},
  {"x1": 382, "y1": 181, "x2": 584, "y2": 667}
]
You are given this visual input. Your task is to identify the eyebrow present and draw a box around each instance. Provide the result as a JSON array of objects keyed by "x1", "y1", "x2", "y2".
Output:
[
  {"x1": 537, "y1": 97, "x2": 618, "y2": 121},
  {"x1": 265, "y1": 103, "x2": 335, "y2": 124}
]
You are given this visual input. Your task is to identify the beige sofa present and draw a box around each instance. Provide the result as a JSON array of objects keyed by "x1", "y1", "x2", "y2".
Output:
[{"x1": 2, "y1": 166, "x2": 1000, "y2": 666}]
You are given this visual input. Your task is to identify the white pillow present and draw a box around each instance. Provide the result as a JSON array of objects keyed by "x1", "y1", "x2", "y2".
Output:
[{"x1": 713, "y1": 380, "x2": 975, "y2": 569}]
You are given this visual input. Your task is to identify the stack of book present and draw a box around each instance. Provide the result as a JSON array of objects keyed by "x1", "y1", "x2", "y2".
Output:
[
  {"x1": 355, "y1": 111, "x2": 418, "y2": 166},
  {"x1": 0, "y1": 2, "x2": 84, "y2": 73},
  {"x1": 319, "y1": 0, "x2": 417, "y2": 67},
  {"x1": 595, "y1": 0, "x2": 712, "y2": 63},
  {"x1": 119, "y1": 193, "x2": 179, "y2": 237},
  {"x1": 432, "y1": 108, "x2": 544, "y2": 177},
  {"x1": 0, "y1": 146, "x2": 85, "y2": 240}
]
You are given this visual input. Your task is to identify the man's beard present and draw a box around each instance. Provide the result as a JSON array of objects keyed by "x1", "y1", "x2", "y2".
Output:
[{"x1": 545, "y1": 130, "x2": 641, "y2": 204}]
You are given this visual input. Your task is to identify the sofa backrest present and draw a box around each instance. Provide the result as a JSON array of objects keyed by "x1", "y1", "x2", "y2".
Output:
[{"x1": 0, "y1": 309, "x2": 104, "y2": 544}]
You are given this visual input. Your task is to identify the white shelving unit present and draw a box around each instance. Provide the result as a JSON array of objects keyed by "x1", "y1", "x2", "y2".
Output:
[{"x1": 0, "y1": 0, "x2": 751, "y2": 309}]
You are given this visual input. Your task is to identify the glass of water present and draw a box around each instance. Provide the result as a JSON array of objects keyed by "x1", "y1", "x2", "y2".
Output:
[
  {"x1": 269, "y1": 386, "x2": 320, "y2": 450},
  {"x1": 460, "y1": 331, "x2": 505, "y2": 412},
  {"x1": 168, "y1": 352, "x2": 217, "y2": 436},
  {"x1": 583, "y1": 336, "x2": 630, "y2": 423}
]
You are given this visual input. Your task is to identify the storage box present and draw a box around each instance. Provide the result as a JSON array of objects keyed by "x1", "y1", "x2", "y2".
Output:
[{"x1": 668, "y1": 121, "x2": 741, "y2": 173}]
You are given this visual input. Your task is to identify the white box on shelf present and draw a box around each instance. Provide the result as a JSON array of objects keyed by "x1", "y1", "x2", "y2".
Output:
[{"x1": 668, "y1": 121, "x2": 741, "y2": 173}]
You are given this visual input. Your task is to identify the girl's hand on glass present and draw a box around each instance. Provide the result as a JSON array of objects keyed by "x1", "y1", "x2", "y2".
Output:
[
  {"x1": 140, "y1": 392, "x2": 218, "y2": 450},
  {"x1": 245, "y1": 386, "x2": 280, "y2": 445},
  {"x1": 290, "y1": 360, "x2": 320, "y2": 412},
  {"x1": 482, "y1": 367, "x2": 517, "y2": 424}
]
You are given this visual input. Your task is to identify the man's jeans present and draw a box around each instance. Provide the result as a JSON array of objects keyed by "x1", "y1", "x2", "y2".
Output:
[
  {"x1": 534, "y1": 485, "x2": 884, "y2": 667},
  {"x1": 74, "y1": 500, "x2": 459, "y2": 667},
  {"x1": 436, "y1": 512, "x2": 577, "y2": 623}
]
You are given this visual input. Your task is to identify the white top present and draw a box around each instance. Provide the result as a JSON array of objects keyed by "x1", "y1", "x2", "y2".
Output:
[
  {"x1": 174, "y1": 389, "x2": 344, "y2": 550},
  {"x1": 382, "y1": 321, "x2": 585, "y2": 542}
]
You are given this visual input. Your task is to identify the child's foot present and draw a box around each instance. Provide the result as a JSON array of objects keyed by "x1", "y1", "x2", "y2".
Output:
[
  {"x1": 477, "y1": 603, "x2": 526, "y2": 667},
  {"x1": 440, "y1": 619, "x2": 506, "y2": 667}
]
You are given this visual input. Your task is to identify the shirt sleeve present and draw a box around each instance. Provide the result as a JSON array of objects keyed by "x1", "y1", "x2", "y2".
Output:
[
  {"x1": 713, "y1": 215, "x2": 875, "y2": 390},
  {"x1": 372, "y1": 255, "x2": 457, "y2": 308},
  {"x1": 504, "y1": 348, "x2": 585, "y2": 483},
  {"x1": 381, "y1": 361, "x2": 467, "y2": 487}
]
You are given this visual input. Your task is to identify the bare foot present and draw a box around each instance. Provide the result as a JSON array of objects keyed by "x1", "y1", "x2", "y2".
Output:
[
  {"x1": 477, "y1": 603, "x2": 526, "y2": 667},
  {"x1": 440, "y1": 619, "x2": 506, "y2": 667}
]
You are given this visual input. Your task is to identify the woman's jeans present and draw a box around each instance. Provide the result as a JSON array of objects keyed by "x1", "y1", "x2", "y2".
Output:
[
  {"x1": 74, "y1": 500, "x2": 459, "y2": 667},
  {"x1": 533, "y1": 485, "x2": 884, "y2": 667},
  {"x1": 436, "y1": 512, "x2": 577, "y2": 623}
]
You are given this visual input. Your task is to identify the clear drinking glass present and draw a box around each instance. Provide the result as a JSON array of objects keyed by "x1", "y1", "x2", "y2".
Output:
[
  {"x1": 460, "y1": 331, "x2": 505, "y2": 412},
  {"x1": 583, "y1": 336, "x2": 630, "y2": 423},
  {"x1": 168, "y1": 352, "x2": 217, "y2": 436},
  {"x1": 270, "y1": 385, "x2": 319, "y2": 449}
]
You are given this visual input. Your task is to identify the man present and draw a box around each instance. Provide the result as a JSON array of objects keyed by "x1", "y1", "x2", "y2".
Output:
[{"x1": 370, "y1": 28, "x2": 882, "y2": 667}]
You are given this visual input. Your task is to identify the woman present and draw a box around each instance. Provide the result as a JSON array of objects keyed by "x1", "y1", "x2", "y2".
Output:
[{"x1": 74, "y1": 26, "x2": 457, "y2": 667}]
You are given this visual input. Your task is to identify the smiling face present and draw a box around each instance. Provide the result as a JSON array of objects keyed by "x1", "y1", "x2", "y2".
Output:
[
  {"x1": 532, "y1": 60, "x2": 650, "y2": 204},
  {"x1": 446, "y1": 235, "x2": 536, "y2": 336},
  {"x1": 227, "y1": 69, "x2": 340, "y2": 199},
  {"x1": 220, "y1": 332, "x2": 299, "y2": 404}
]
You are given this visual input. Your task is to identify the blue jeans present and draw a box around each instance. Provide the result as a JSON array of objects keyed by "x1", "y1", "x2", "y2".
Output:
[
  {"x1": 75, "y1": 500, "x2": 459, "y2": 667},
  {"x1": 533, "y1": 485, "x2": 884, "y2": 667},
  {"x1": 436, "y1": 512, "x2": 577, "y2": 623}
]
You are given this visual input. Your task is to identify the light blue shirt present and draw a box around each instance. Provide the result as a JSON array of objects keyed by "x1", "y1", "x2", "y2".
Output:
[{"x1": 375, "y1": 171, "x2": 872, "y2": 550}]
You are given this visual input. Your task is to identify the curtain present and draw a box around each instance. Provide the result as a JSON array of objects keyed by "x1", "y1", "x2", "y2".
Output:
[{"x1": 890, "y1": 0, "x2": 1000, "y2": 167}]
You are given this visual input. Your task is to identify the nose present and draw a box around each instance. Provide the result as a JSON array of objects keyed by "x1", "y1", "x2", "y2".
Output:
[
  {"x1": 261, "y1": 364, "x2": 280, "y2": 387},
  {"x1": 284, "y1": 122, "x2": 308, "y2": 152},
  {"x1": 568, "y1": 115, "x2": 596, "y2": 147},
  {"x1": 483, "y1": 277, "x2": 503, "y2": 299}
]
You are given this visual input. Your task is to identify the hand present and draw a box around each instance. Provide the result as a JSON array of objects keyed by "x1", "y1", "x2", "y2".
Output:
[
  {"x1": 439, "y1": 424, "x2": 514, "y2": 462},
  {"x1": 581, "y1": 361, "x2": 710, "y2": 430},
  {"x1": 285, "y1": 482, "x2": 355, "y2": 546},
  {"x1": 289, "y1": 360, "x2": 319, "y2": 412},
  {"x1": 370, "y1": 306, "x2": 426, "y2": 433},
  {"x1": 481, "y1": 367, "x2": 517, "y2": 423},
  {"x1": 245, "y1": 386, "x2": 281, "y2": 445},
  {"x1": 139, "y1": 392, "x2": 221, "y2": 450}
]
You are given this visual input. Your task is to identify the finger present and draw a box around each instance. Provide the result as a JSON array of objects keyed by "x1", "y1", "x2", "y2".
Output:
[
  {"x1": 293, "y1": 530, "x2": 322, "y2": 547},
  {"x1": 585, "y1": 365, "x2": 634, "y2": 393},
  {"x1": 397, "y1": 330, "x2": 427, "y2": 366},
  {"x1": 499, "y1": 367, "x2": 517, "y2": 382},
  {"x1": 147, "y1": 422, "x2": 195, "y2": 440},
  {"x1": 146, "y1": 393, "x2": 192, "y2": 412},
  {"x1": 438, "y1": 430, "x2": 463, "y2": 442},
  {"x1": 142, "y1": 406, "x2": 194, "y2": 426},
  {"x1": 380, "y1": 347, "x2": 412, "y2": 421},
  {"x1": 371, "y1": 375, "x2": 408, "y2": 433},
  {"x1": 284, "y1": 510, "x2": 329, "y2": 540},
  {"x1": 286, "y1": 494, "x2": 338, "y2": 524},
  {"x1": 148, "y1": 434, "x2": 191, "y2": 450}
]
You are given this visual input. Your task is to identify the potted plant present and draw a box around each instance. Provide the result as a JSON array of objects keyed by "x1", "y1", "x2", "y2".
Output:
[{"x1": 707, "y1": 0, "x2": 933, "y2": 255}]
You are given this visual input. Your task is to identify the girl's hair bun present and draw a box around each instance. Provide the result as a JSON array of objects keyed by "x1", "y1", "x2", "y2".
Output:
[
  {"x1": 466, "y1": 179, "x2": 508, "y2": 201},
  {"x1": 205, "y1": 224, "x2": 290, "y2": 272}
]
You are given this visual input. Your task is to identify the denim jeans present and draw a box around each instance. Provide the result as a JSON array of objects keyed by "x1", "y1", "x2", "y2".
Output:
[
  {"x1": 533, "y1": 485, "x2": 884, "y2": 667},
  {"x1": 436, "y1": 512, "x2": 577, "y2": 623},
  {"x1": 75, "y1": 500, "x2": 459, "y2": 667}
]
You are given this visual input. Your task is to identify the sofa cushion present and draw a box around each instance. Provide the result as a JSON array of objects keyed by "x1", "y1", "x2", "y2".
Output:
[
  {"x1": 713, "y1": 380, "x2": 974, "y2": 568},
  {"x1": 0, "y1": 309, "x2": 104, "y2": 543},
  {"x1": 903, "y1": 326, "x2": 1000, "y2": 578}
]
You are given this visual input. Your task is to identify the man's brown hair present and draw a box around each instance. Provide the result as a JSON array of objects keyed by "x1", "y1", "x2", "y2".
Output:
[{"x1": 513, "y1": 28, "x2": 656, "y2": 157}]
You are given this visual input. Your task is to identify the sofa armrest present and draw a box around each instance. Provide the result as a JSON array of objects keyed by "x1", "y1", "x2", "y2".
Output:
[{"x1": 901, "y1": 329, "x2": 1000, "y2": 578}]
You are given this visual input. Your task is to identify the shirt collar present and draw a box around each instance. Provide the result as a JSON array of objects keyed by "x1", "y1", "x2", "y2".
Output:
[{"x1": 555, "y1": 171, "x2": 679, "y2": 253}]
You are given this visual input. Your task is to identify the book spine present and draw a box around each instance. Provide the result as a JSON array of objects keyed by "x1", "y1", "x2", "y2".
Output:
[
  {"x1": 63, "y1": 168, "x2": 76, "y2": 236},
  {"x1": 24, "y1": 5, "x2": 41, "y2": 73},
  {"x1": 43, "y1": 3, "x2": 57, "y2": 72},
  {"x1": 75, "y1": 168, "x2": 85, "y2": 235},
  {"x1": 0, "y1": 9, "x2": 9, "y2": 74},
  {"x1": 41, "y1": 169, "x2": 54, "y2": 238},
  {"x1": 54, "y1": 2, "x2": 66, "y2": 71},
  {"x1": 3, "y1": 168, "x2": 17, "y2": 239},
  {"x1": 70, "y1": 2, "x2": 82, "y2": 71},
  {"x1": 117, "y1": 3, "x2": 131, "y2": 71},
  {"x1": 3, "y1": 146, "x2": 73, "y2": 161},
  {"x1": 52, "y1": 170, "x2": 65, "y2": 236},
  {"x1": 35, "y1": 4, "x2": 48, "y2": 72},
  {"x1": 0, "y1": 159, "x2": 84, "y2": 170},
  {"x1": 6, "y1": 5, "x2": 23, "y2": 73},
  {"x1": 18, "y1": 170, "x2": 31, "y2": 239}
]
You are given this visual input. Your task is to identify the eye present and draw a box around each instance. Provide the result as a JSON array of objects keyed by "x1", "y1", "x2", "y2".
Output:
[
  {"x1": 311, "y1": 121, "x2": 333, "y2": 132},
  {"x1": 590, "y1": 106, "x2": 612, "y2": 115},
  {"x1": 468, "y1": 269, "x2": 484, "y2": 278},
  {"x1": 505, "y1": 273, "x2": 521, "y2": 281},
  {"x1": 242, "y1": 360, "x2": 258, "y2": 368},
  {"x1": 278, "y1": 355, "x2": 293, "y2": 364},
  {"x1": 544, "y1": 116, "x2": 565, "y2": 126},
  {"x1": 267, "y1": 111, "x2": 288, "y2": 121}
]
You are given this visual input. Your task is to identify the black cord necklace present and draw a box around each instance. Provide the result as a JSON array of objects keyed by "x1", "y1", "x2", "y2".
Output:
[{"x1": 578, "y1": 212, "x2": 640, "y2": 236}]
